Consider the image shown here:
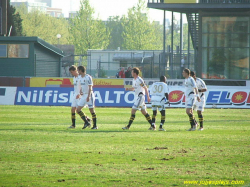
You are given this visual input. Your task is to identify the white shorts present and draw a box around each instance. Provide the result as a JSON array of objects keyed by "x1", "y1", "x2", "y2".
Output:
[
  {"x1": 185, "y1": 95, "x2": 196, "y2": 109},
  {"x1": 71, "y1": 94, "x2": 80, "y2": 107},
  {"x1": 193, "y1": 96, "x2": 205, "y2": 112},
  {"x1": 132, "y1": 94, "x2": 146, "y2": 110},
  {"x1": 151, "y1": 96, "x2": 165, "y2": 111},
  {"x1": 77, "y1": 93, "x2": 95, "y2": 108}
]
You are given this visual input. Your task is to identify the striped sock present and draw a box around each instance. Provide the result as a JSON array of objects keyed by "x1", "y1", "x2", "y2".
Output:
[
  {"x1": 128, "y1": 114, "x2": 135, "y2": 127},
  {"x1": 71, "y1": 113, "x2": 76, "y2": 126},
  {"x1": 77, "y1": 111, "x2": 89, "y2": 123}
]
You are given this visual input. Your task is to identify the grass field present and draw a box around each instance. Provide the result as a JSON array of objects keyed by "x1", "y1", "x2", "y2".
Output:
[{"x1": 0, "y1": 105, "x2": 249, "y2": 187}]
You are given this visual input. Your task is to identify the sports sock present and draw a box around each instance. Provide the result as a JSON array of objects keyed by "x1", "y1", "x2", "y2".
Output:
[
  {"x1": 188, "y1": 114, "x2": 196, "y2": 128},
  {"x1": 152, "y1": 110, "x2": 157, "y2": 123},
  {"x1": 92, "y1": 113, "x2": 97, "y2": 127},
  {"x1": 144, "y1": 113, "x2": 153, "y2": 126},
  {"x1": 71, "y1": 113, "x2": 76, "y2": 126},
  {"x1": 160, "y1": 110, "x2": 166, "y2": 126},
  {"x1": 198, "y1": 114, "x2": 203, "y2": 128},
  {"x1": 128, "y1": 114, "x2": 135, "y2": 127},
  {"x1": 77, "y1": 111, "x2": 89, "y2": 123}
]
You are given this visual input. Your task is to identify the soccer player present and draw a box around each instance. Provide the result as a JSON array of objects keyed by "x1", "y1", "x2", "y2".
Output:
[
  {"x1": 149, "y1": 76, "x2": 169, "y2": 131},
  {"x1": 180, "y1": 68, "x2": 201, "y2": 131},
  {"x1": 68, "y1": 65, "x2": 81, "y2": 129},
  {"x1": 190, "y1": 71, "x2": 207, "y2": 131},
  {"x1": 122, "y1": 67, "x2": 154, "y2": 130},
  {"x1": 76, "y1": 66, "x2": 98, "y2": 130}
]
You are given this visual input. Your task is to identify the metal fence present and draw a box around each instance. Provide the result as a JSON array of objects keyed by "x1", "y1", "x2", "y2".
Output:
[{"x1": 87, "y1": 50, "x2": 195, "y2": 79}]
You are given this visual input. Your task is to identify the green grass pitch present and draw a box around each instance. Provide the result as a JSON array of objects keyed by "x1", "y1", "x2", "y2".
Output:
[{"x1": 0, "y1": 105, "x2": 249, "y2": 187}]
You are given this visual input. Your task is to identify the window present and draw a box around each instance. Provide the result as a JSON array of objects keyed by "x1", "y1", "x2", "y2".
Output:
[
  {"x1": 0, "y1": 45, "x2": 7, "y2": 58},
  {"x1": 202, "y1": 17, "x2": 249, "y2": 80},
  {"x1": 8, "y1": 44, "x2": 29, "y2": 58}
]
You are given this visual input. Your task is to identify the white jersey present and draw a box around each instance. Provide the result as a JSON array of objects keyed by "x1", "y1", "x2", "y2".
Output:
[
  {"x1": 79, "y1": 74, "x2": 93, "y2": 94},
  {"x1": 73, "y1": 75, "x2": 81, "y2": 95},
  {"x1": 132, "y1": 76, "x2": 146, "y2": 96},
  {"x1": 150, "y1": 82, "x2": 168, "y2": 98},
  {"x1": 195, "y1": 78, "x2": 207, "y2": 98},
  {"x1": 184, "y1": 76, "x2": 197, "y2": 97}
]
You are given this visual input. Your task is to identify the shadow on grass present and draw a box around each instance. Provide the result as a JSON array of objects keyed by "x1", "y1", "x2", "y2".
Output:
[{"x1": 0, "y1": 128, "x2": 184, "y2": 133}]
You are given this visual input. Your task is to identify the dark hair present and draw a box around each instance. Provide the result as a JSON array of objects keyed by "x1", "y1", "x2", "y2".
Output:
[
  {"x1": 132, "y1": 67, "x2": 140, "y2": 75},
  {"x1": 77, "y1": 66, "x2": 86, "y2": 73},
  {"x1": 160, "y1": 75, "x2": 166, "y2": 82},
  {"x1": 183, "y1": 68, "x2": 190, "y2": 75},
  {"x1": 190, "y1": 71, "x2": 195, "y2": 77},
  {"x1": 69, "y1": 65, "x2": 77, "y2": 71}
]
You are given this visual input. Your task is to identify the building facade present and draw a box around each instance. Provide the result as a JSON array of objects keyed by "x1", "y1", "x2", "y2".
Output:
[
  {"x1": 0, "y1": 37, "x2": 64, "y2": 77},
  {"x1": 148, "y1": 0, "x2": 250, "y2": 80}
]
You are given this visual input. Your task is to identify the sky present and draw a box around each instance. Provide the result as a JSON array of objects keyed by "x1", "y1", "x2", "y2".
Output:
[{"x1": 51, "y1": 0, "x2": 179, "y2": 24}]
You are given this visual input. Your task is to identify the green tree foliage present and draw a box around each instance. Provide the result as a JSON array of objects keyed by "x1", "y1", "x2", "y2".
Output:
[
  {"x1": 106, "y1": 16, "x2": 125, "y2": 50},
  {"x1": 122, "y1": 0, "x2": 162, "y2": 50},
  {"x1": 69, "y1": 0, "x2": 110, "y2": 54},
  {"x1": 7, "y1": 1, "x2": 23, "y2": 36},
  {"x1": 15, "y1": 5, "x2": 69, "y2": 44}
]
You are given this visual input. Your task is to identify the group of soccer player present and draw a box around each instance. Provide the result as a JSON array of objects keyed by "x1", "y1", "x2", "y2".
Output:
[{"x1": 68, "y1": 65, "x2": 207, "y2": 131}]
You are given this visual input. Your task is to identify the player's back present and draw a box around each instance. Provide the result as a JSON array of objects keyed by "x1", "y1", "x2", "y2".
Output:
[{"x1": 150, "y1": 82, "x2": 168, "y2": 98}]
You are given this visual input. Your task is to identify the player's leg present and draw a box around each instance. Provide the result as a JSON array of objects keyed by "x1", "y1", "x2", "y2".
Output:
[
  {"x1": 186, "y1": 108, "x2": 196, "y2": 131},
  {"x1": 89, "y1": 108, "x2": 97, "y2": 129},
  {"x1": 159, "y1": 107, "x2": 166, "y2": 131},
  {"x1": 68, "y1": 107, "x2": 76, "y2": 128},
  {"x1": 186, "y1": 96, "x2": 197, "y2": 131},
  {"x1": 68, "y1": 97, "x2": 78, "y2": 128},
  {"x1": 123, "y1": 108, "x2": 137, "y2": 130},
  {"x1": 151, "y1": 102, "x2": 157, "y2": 127},
  {"x1": 197, "y1": 98, "x2": 205, "y2": 130},
  {"x1": 151, "y1": 101, "x2": 157, "y2": 126},
  {"x1": 87, "y1": 94, "x2": 97, "y2": 129},
  {"x1": 197, "y1": 110, "x2": 204, "y2": 130},
  {"x1": 141, "y1": 109, "x2": 155, "y2": 130},
  {"x1": 77, "y1": 106, "x2": 90, "y2": 124},
  {"x1": 123, "y1": 95, "x2": 142, "y2": 130},
  {"x1": 76, "y1": 96, "x2": 91, "y2": 129},
  {"x1": 152, "y1": 109, "x2": 157, "y2": 125}
]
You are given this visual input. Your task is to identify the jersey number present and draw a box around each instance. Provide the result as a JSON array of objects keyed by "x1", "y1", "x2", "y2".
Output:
[{"x1": 153, "y1": 85, "x2": 163, "y2": 93}]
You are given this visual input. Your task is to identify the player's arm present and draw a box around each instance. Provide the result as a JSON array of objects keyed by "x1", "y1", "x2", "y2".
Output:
[
  {"x1": 87, "y1": 76, "x2": 93, "y2": 102},
  {"x1": 143, "y1": 86, "x2": 151, "y2": 103},
  {"x1": 87, "y1": 85, "x2": 92, "y2": 102},
  {"x1": 198, "y1": 88, "x2": 207, "y2": 92},
  {"x1": 76, "y1": 79, "x2": 81, "y2": 99},
  {"x1": 194, "y1": 87, "x2": 201, "y2": 102},
  {"x1": 165, "y1": 93, "x2": 169, "y2": 100}
]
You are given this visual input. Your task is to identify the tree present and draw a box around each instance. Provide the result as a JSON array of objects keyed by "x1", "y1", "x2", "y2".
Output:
[
  {"x1": 69, "y1": 0, "x2": 110, "y2": 55},
  {"x1": 7, "y1": 1, "x2": 23, "y2": 36},
  {"x1": 106, "y1": 16, "x2": 125, "y2": 50},
  {"x1": 122, "y1": 0, "x2": 162, "y2": 50},
  {"x1": 15, "y1": 4, "x2": 69, "y2": 44}
]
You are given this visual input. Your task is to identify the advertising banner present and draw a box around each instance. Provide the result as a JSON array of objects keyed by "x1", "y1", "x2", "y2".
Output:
[
  {"x1": 13, "y1": 86, "x2": 250, "y2": 108},
  {"x1": 29, "y1": 77, "x2": 124, "y2": 88},
  {"x1": 0, "y1": 87, "x2": 17, "y2": 105},
  {"x1": 29, "y1": 77, "x2": 73, "y2": 87},
  {"x1": 162, "y1": 86, "x2": 250, "y2": 109},
  {"x1": 14, "y1": 87, "x2": 135, "y2": 107}
]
